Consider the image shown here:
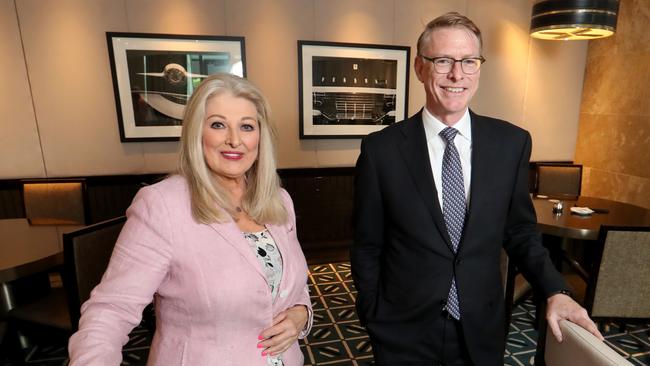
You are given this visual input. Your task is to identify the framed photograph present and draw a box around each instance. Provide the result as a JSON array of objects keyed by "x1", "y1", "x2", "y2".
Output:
[
  {"x1": 298, "y1": 40, "x2": 410, "y2": 139},
  {"x1": 106, "y1": 32, "x2": 246, "y2": 142}
]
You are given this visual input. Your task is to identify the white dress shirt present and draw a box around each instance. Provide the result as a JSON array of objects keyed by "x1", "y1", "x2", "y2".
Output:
[{"x1": 421, "y1": 107, "x2": 473, "y2": 208}]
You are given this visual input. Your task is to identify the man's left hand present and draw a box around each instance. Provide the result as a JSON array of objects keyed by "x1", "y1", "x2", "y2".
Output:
[{"x1": 546, "y1": 293, "x2": 604, "y2": 342}]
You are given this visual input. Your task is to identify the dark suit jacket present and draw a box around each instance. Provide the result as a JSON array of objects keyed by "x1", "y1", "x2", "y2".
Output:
[{"x1": 351, "y1": 110, "x2": 566, "y2": 365}]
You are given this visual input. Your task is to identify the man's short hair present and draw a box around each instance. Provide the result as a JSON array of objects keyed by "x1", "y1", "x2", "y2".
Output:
[{"x1": 416, "y1": 12, "x2": 483, "y2": 55}]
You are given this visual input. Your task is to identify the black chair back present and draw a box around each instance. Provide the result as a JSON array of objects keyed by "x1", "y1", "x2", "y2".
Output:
[
  {"x1": 63, "y1": 216, "x2": 126, "y2": 331},
  {"x1": 536, "y1": 163, "x2": 582, "y2": 198}
]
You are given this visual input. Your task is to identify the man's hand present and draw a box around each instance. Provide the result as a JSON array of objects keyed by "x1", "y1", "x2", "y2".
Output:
[
  {"x1": 546, "y1": 293, "x2": 603, "y2": 342},
  {"x1": 258, "y1": 305, "x2": 308, "y2": 356}
]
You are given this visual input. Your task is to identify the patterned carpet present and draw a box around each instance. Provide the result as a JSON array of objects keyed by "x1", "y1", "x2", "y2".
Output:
[{"x1": 2, "y1": 261, "x2": 649, "y2": 365}]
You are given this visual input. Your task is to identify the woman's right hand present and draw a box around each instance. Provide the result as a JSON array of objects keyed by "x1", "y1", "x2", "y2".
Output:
[{"x1": 257, "y1": 305, "x2": 308, "y2": 357}]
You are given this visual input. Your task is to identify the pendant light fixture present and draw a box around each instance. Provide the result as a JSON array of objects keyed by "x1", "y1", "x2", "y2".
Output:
[{"x1": 530, "y1": 0, "x2": 620, "y2": 40}]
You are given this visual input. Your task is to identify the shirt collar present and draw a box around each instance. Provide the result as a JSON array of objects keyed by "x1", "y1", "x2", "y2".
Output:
[{"x1": 422, "y1": 107, "x2": 472, "y2": 143}]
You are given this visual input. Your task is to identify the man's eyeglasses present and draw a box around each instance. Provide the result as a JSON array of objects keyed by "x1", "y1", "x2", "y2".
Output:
[{"x1": 420, "y1": 55, "x2": 486, "y2": 75}]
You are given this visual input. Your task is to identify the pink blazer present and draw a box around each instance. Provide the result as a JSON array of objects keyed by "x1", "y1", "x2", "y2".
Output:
[{"x1": 68, "y1": 175, "x2": 313, "y2": 365}]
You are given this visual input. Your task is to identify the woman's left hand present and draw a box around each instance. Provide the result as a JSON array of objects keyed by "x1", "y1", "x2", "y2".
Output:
[{"x1": 258, "y1": 305, "x2": 308, "y2": 357}]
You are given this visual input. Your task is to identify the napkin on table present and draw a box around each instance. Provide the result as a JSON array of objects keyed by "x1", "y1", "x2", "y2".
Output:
[{"x1": 570, "y1": 206, "x2": 594, "y2": 215}]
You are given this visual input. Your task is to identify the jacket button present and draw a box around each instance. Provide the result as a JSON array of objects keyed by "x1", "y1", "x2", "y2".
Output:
[{"x1": 455, "y1": 258, "x2": 461, "y2": 265}]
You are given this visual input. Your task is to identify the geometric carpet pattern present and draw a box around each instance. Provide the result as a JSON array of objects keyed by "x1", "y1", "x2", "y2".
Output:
[
  {"x1": 302, "y1": 262, "x2": 374, "y2": 366},
  {"x1": 2, "y1": 261, "x2": 649, "y2": 365},
  {"x1": 305, "y1": 262, "x2": 650, "y2": 366}
]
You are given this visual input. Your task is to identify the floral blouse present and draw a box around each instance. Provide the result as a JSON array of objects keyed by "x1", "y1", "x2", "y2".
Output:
[{"x1": 243, "y1": 230, "x2": 284, "y2": 366}]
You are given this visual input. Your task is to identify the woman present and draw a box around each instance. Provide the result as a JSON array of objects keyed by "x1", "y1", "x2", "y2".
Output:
[{"x1": 68, "y1": 73, "x2": 312, "y2": 365}]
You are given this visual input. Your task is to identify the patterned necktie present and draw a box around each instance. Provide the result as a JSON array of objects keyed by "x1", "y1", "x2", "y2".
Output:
[{"x1": 440, "y1": 127, "x2": 466, "y2": 320}]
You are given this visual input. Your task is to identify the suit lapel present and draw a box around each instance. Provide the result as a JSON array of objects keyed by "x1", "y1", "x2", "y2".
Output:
[
  {"x1": 463, "y1": 111, "x2": 494, "y2": 254},
  {"x1": 208, "y1": 220, "x2": 266, "y2": 279},
  {"x1": 397, "y1": 111, "x2": 453, "y2": 250}
]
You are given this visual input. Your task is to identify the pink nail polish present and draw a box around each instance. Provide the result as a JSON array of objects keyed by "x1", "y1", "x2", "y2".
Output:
[
  {"x1": 257, "y1": 344, "x2": 263, "y2": 348},
  {"x1": 261, "y1": 351, "x2": 267, "y2": 356},
  {"x1": 258, "y1": 335, "x2": 264, "y2": 340}
]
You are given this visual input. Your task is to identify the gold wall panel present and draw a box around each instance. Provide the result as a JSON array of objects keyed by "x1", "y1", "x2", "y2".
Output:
[{"x1": 576, "y1": 0, "x2": 650, "y2": 209}]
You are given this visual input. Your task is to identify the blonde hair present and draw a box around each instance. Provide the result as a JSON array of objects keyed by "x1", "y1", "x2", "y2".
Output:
[
  {"x1": 179, "y1": 73, "x2": 287, "y2": 225},
  {"x1": 416, "y1": 12, "x2": 483, "y2": 55}
]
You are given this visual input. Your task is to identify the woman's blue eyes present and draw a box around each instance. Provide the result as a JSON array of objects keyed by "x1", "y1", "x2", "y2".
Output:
[{"x1": 209, "y1": 121, "x2": 255, "y2": 131}]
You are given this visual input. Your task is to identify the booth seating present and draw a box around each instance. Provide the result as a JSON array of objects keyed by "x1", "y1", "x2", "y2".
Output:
[{"x1": 22, "y1": 179, "x2": 88, "y2": 225}]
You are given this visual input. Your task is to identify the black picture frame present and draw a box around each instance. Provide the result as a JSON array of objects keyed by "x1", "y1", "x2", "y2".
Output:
[
  {"x1": 298, "y1": 40, "x2": 410, "y2": 139},
  {"x1": 106, "y1": 32, "x2": 246, "y2": 142}
]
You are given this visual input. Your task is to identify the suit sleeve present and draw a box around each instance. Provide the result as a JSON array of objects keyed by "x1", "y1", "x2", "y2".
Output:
[
  {"x1": 68, "y1": 186, "x2": 173, "y2": 365},
  {"x1": 351, "y1": 138, "x2": 384, "y2": 325},
  {"x1": 502, "y1": 132, "x2": 567, "y2": 298}
]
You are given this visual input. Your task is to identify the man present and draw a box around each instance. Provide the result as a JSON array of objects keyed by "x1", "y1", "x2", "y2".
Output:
[{"x1": 351, "y1": 12, "x2": 602, "y2": 365}]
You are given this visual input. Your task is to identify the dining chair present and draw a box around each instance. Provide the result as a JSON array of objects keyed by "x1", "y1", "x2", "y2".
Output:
[
  {"x1": 6, "y1": 216, "x2": 127, "y2": 353},
  {"x1": 535, "y1": 163, "x2": 582, "y2": 198},
  {"x1": 67, "y1": 216, "x2": 156, "y2": 334},
  {"x1": 501, "y1": 249, "x2": 533, "y2": 335},
  {"x1": 63, "y1": 215, "x2": 127, "y2": 330},
  {"x1": 21, "y1": 179, "x2": 88, "y2": 225},
  {"x1": 0, "y1": 320, "x2": 22, "y2": 364},
  {"x1": 69, "y1": 214, "x2": 155, "y2": 337},
  {"x1": 545, "y1": 319, "x2": 633, "y2": 366},
  {"x1": 584, "y1": 225, "x2": 650, "y2": 324},
  {"x1": 0, "y1": 321, "x2": 11, "y2": 361}
]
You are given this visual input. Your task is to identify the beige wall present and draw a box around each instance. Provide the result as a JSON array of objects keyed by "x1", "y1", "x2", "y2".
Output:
[
  {"x1": 1, "y1": 0, "x2": 588, "y2": 178},
  {"x1": 0, "y1": 0, "x2": 45, "y2": 177},
  {"x1": 575, "y1": 0, "x2": 650, "y2": 209}
]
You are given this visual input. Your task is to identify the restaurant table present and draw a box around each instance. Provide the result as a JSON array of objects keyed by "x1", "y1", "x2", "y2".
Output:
[
  {"x1": 533, "y1": 196, "x2": 650, "y2": 240},
  {"x1": 528, "y1": 196, "x2": 650, "y2": 366},
  {"x1": 0, "y1": 218, "x2": 80, "y2": 315},
  {"x1": 505, "y1": 196, "x2": 650, "y2": 299}
]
